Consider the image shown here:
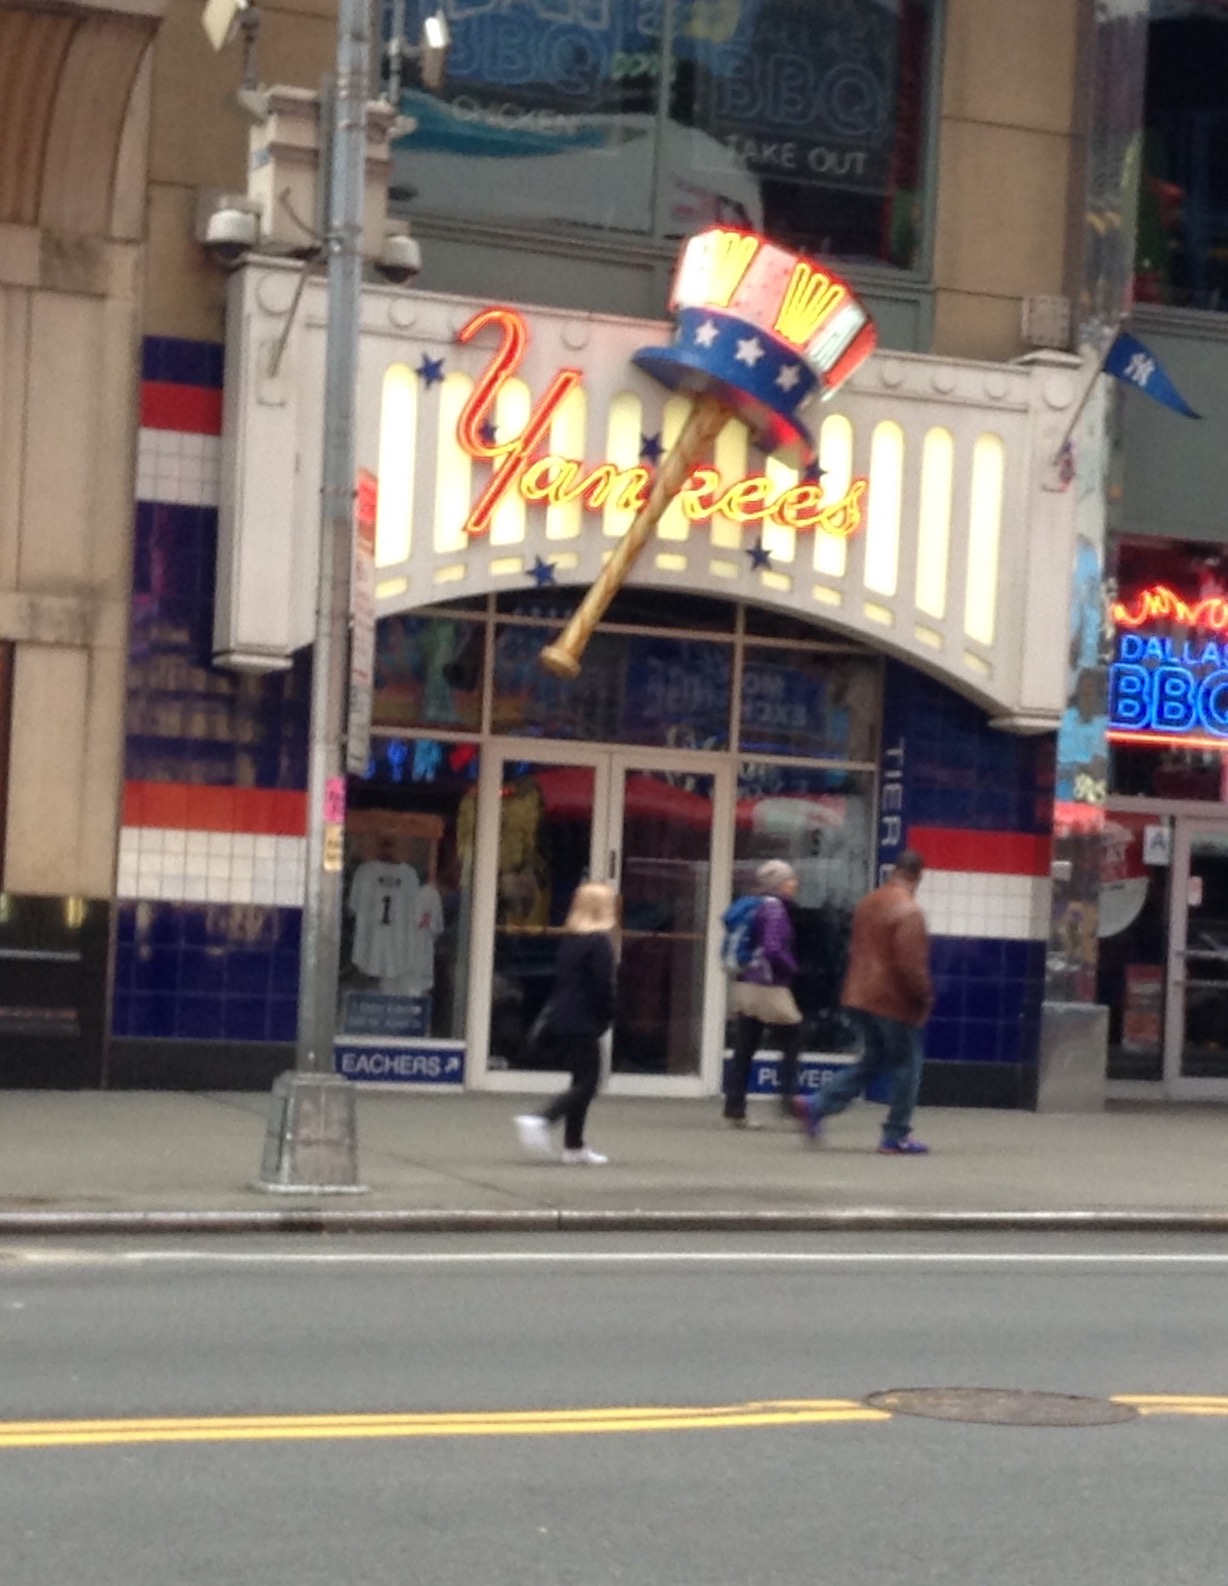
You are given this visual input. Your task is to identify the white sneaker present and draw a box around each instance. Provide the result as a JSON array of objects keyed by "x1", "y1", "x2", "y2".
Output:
[
  {"x1": 513, "y1": 1114, "x2": 553, "y2": 1156},
  {"x1": 561, "y1": 1146, "x2": 608, "y2": 1166}
]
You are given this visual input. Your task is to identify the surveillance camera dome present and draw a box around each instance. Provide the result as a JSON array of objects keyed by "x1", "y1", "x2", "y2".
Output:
[
  {"x1": 375, "y1": 231, "x2": 422, "y2": 285},
  {"x1": 204, "y1": 205, "x2": 260, "y2": 265}
]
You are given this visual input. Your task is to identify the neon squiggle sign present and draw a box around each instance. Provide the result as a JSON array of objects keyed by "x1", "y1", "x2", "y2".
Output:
[
  {"x1": 1112, "y1": 583, "x2": 1228, "y2": 633},
  {"x1": 453, "y1": 306, "x2": 868, "y2": 541}
]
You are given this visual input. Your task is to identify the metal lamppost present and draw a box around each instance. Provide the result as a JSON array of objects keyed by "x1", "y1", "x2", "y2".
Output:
[{"x1": 254, "y1": 0, "x2": 373, "y2": 1191}]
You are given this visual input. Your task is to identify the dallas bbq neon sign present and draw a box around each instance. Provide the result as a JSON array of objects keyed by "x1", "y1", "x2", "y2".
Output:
[
  {"x1": 453, "y1": 305, "x2": 868, "y2": 540},
  {"x1": 1109, "y1": 583, "x2": 1228, "y2": 750}
]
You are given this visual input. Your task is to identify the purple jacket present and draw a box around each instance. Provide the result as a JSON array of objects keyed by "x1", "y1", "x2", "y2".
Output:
[{"x1": 739, "y1": 895, "x2": 797, "y2": 987}]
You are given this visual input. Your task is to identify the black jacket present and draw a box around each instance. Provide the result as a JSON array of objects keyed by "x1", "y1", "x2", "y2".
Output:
[{"x1": 547, "y1": 931, "x2": 616, "y2": 1037}]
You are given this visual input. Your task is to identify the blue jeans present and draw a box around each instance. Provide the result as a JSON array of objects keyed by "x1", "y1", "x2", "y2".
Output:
[{"x1": 810, "y1": 1011, "x2": 923, "y2": 1144}]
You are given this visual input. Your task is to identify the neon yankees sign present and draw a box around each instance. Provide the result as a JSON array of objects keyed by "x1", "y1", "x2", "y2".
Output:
[{"x1": 452, "y1": 303, "x2": 868, "y2": 541}]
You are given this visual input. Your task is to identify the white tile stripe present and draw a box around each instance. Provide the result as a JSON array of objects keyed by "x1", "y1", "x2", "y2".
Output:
[
  {"x1": 117, "y1": 837, "x2": 1047, "y2": 940},
  {"x1": 922, "y1": 869, "x2": 1051, "y2": 942},
  {"x1": 117, "y1": 827, "x2": 306, "y2": 906},
  {"x1": 136, "y1": 428, "x2": 221, "y2": 508}
]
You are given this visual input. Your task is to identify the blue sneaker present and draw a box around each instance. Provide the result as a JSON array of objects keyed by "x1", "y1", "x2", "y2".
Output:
[
  {"x1": 878, "y1": 1137, "x2": 929, "y2": 1155},
  {"x1": 789, "y1": 1097, "x2": 823, "y2": 1141}
]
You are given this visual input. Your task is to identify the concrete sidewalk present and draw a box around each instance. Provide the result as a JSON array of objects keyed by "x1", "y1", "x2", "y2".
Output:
[{"x1": 0, "y1": 1089, "x2": 1227, "y2": 1233}]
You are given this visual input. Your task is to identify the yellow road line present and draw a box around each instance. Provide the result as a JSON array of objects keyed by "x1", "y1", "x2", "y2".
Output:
[
  {"x1": 0, "y1": 1400, "x2": 888, "y2": 1450},
  {"x1": 2, "y1": 1396, "x2": 1227, "y2": 1449}
]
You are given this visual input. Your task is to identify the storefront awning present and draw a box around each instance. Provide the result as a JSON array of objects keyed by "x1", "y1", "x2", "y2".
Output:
[{"x1": 215, "y1": 261, "x2": 1084, "y2": 731}]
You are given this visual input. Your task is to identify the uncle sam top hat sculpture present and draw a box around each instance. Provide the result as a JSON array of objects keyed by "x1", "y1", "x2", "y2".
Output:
[
  {"x1": 633, "y1": 226, "x2": 878, "y2": 473},
  {"x1": 539, "y1": 226, "x2": 877, "y2": 679}
]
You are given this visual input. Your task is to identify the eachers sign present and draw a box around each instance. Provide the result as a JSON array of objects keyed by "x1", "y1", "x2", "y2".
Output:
[{"x1": 1109, "y1": 584, "x2": 1228, "y2": 751}]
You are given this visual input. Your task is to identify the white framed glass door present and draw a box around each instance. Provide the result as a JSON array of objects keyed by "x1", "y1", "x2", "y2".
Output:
[
  {"x1": 466, "y1": 739, "x2": 734, "y2": 1094},
  {"x1": 1165, "y1": 821, "x2": 1228, "y2": 1098}
]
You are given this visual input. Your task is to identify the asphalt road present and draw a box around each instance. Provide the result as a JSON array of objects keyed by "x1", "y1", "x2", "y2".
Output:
[{"x1": 2, "y1": 1232, "x2": 1227, "y2": 1586}]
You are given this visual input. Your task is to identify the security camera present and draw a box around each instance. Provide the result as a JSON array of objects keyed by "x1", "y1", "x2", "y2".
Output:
[
  {"x1": 374, "y1": 226, "x2": 421, "y2": 284},
  {"x1": 200, "y1": 204, "x2": 260, "y2": 266}
]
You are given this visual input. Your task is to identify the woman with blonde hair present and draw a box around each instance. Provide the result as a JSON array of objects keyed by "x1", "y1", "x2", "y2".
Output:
[{"x1": 514, "y1": 881, "x2": 618, "y2": 1165}]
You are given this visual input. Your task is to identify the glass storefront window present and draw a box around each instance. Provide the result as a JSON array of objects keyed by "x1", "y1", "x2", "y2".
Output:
[
  {"x1": 387, "y1": 4, "x2": 663, "y2": 233},
  {"x1": 740, "y1": 648, "x2": 879, "y2": 760},
  {"x1": 493, "y1": 624, "x2": 732, "y2": 748},
  {"x1": 373, "y1": 615, "x2": 485, "y2": 733},
  {"x1": 1136, "y1": 3, "x2": 1228, "y2": 310},
  {"x1": 669, "y1": 0, "x2": 934, "y2": 266},
  {"x1": 735, "y1": 763, "x2": 874, "y2": 1051},
  {"x1": 386, "y1": 0, "x2": 937, "y2": 273},
  {"x1": 341, "y1": 741, "x2": 480, "y2": 1041}
]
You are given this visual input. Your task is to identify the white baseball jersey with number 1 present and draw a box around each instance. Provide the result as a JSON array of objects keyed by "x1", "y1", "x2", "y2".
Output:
[{"x1": 347, "y1": 861, "x2": 420, "y2": 979}]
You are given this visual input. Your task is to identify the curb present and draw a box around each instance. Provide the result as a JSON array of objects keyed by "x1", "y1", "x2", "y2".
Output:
[{"x1": 2, "y1": 1207, "x2": 1228, "y2": 1235}]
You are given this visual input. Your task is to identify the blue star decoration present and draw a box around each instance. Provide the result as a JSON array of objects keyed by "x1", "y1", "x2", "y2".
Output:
[
  {"x1": 529, "y1": 555, "x2": 557, "y2": 587},
  {"x1": 747, "y1": 537, "x2": 773, "y2": 570},
  {"x1": 478, "y1": 419, "x2": 498, "y2": 447},
  {"x1": 639, "y1": 431, "x2": 664, "y2": 465},
  {"x1": 416, "y1": 354, "x2": 445, "y2": 388}
]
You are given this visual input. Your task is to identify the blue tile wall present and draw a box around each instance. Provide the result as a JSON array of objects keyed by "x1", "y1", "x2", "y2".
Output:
[
  {"x1": 880, "y1": 661, "x2": 1055, "y2": 836},
  {"x1": 112, "y1": 902, "x2": 302, "y2": 1044},
  {"x1": 878, "y1": 663, "x2": 1054, "y2": 1074},
  {"x1": 141, "y1": 337, "x2": 224, "y2": 388}
]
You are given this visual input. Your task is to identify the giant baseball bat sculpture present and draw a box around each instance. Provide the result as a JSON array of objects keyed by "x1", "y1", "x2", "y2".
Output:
[
  {"x1": 539, "y1": 397, "x2": 733, "y2": 679},
  {"x1": 539, "y1": 226, "x2": 878, "y2": 679}
]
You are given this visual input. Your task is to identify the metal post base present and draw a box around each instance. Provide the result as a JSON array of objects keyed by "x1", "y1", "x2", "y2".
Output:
[{"x1": 255, "y1": 1071, "x2": 367, "y2": 1193}]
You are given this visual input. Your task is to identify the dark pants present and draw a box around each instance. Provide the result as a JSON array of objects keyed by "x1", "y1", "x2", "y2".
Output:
[
  {"x1": 810, "y1": 1010, "x2": 924, "y2": 1143},
  {"x1": 541, "y1": 1035, "x2": 601, "y2": 1149},
  {"x1": 724, "y1": 1016, "x2": 805, "y2": 1119}
]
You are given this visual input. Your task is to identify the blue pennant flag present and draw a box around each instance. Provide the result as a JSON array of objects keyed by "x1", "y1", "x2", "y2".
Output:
[{"x1": 1103, "y1": 328, "x2": 1201, "y2": 419}]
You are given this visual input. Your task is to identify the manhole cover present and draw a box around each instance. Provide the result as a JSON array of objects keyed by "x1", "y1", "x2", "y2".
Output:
[{"x1": 863, "y1": 1388, "x2": 1138, "y2": 1427}]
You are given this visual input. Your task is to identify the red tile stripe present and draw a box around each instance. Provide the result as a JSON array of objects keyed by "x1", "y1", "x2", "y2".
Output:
[
  {"x1": 909, "y1": 827, "x2": 1050, "y2": 877},
  {"x1": 139, "y1": 381, "x2": 223, "y2": 436},
  {"x1": 122, "y1": 781, "x2": 306, "y2": 837}
]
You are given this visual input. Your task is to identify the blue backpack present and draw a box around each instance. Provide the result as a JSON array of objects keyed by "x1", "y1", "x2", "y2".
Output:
[{"x1": 720, "y1": 895, "x2": 764, "y2": 976}]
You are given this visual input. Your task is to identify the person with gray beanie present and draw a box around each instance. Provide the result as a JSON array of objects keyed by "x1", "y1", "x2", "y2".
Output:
[{"x1": 722, "y1": 859, "x2": 804, "y2": 1127}]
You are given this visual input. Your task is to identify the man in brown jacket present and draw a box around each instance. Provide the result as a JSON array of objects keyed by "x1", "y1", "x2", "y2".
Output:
[{"x1": 791, "y1": 849, "x2": 932, "y2": 1154}]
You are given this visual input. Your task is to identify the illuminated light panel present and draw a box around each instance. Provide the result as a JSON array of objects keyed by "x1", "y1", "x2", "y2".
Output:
[
  {"x1": 490, "y1": 558, "x2": 522, "y2": 576},
  {"x1": 546, "y1": 385, "x2": 586, "y2": 542},
  {"x1": 760, "y1": 569, "x2": 791, "y2": 592},
  {"x1": 814, "y1": 415, "x2": 852, "y2": 581},
  {"x1": 915, "y1": 624, "x2": 943, "y2": 649},
  {"x1": 1113, "y1": 584, "x2": 1228, "y2": 632},
  {"x1": 864, "y1": 601, "x2": 894, "y2": 626},
  {"x1": 658, "y1": 395, "x2": 693, "y2": 541},
  {"x1": 655, "y1": 553, "x2": 688, "y2": 571},
  {"x1": 603, "y1": 392, "x2": 642, "y2": 540},
  {"x1": 376, "y1": 576, "x2": 408, "y2": 601},
  {"x1": 760, "y1": 455, "x2": 798, "y2": 563},
  {"x1": 711, "y1": 419, "x2": 749, "y2": 550},
  {"x1": 671, "y1": 227, "x2": 760, "y2": 309},
  {"x1": 491, "y1": 377, "x2": 530, "y2": 547},
  {"x1": 710, "y1": 560, "x2": 739, "y2": 578},
  {"x1": 915, "y1": 427, "x2": 954, "y2": 620},
  {"x1": 813, "y1": 586, "x2": 842, "y2": 607},
  {"x1": 434, "y1": 374, "x2": 473, "y2": 555},
  {"x1": 375, "y1": 364, "x2": 415, "y2": 567},
  {"x1": 963, "y1": 651, "x2": 993, "y2": 676},
  {"x1": 964, "y1": 433, "x2": 1004, "y2": 646},
  {"x1": 864, "y1": 421, "x2": 903, "y2": 597},
  {"x1": 433, "y1": 564, "x2": 466, "y2": 584},
  {"x1": 773, "y1": 261, "x2": 848, "y2": 349}
]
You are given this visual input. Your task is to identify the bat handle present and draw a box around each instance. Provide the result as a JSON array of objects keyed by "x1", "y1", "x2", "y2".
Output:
[{"x1": 539, "y1": 398, "x2": 731, "y2": 679}]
